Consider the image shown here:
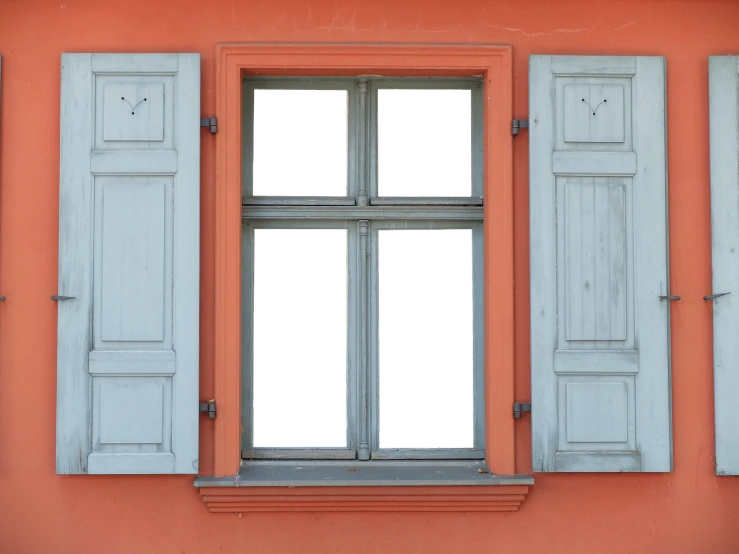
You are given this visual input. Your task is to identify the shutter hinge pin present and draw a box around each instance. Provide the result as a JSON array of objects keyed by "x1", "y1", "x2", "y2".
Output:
[
  {"x1": 512, "y1": 119, "x2": 529, "y2": 136},
  {"x1": 513, "y1": 402, "x2": 531, "y2": 419},
  {"x1": 199, "y1": 399, "x2": 217, "y2": 419},
  {"x1": 0, "y1": 296, "x2": 5, "y2": 301},
  {"x1": 200, "y1": 117, "x2": 218, "y2": 134},
  {"x1": 658, "y1": 295, "x2": 681, "y2": 301}
]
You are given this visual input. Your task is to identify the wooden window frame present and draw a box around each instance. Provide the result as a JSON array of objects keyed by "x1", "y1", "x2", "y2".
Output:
[
  {"x1": 367, "y1": 221, "x2": 485, "y2": 459},
  {"x1": 203, "y1": 43, "x2": 529, "y2": 512},
  {"x1": 240, "y1": 76, "x2": 485, "y2": 462}
]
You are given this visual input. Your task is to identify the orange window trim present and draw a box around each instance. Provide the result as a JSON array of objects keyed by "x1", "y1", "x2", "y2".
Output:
[{"x1": 213, "y1": 43, "x2": 515, "y2": 477}]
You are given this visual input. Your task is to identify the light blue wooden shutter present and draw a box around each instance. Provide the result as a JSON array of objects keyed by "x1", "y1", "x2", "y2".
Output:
[
  {"x1": 56, "y1": 54, "x2": 200, "y2": 474},
  {"x1": 530, "y1": 56, "x2": 672, "y2": 472},
  {"x1": 709, "y1": 56, "x2": 739, "y2": 476}
]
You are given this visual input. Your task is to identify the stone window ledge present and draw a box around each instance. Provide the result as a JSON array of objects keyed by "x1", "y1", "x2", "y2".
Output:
[{"x1": 195, "y1": 460, "x2": 533, "y2": 513}]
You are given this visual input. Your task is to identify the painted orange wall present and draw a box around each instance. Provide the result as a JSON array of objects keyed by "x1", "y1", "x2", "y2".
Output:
[{"x1": 1, "y1": 0, "x2": 738, "y2": 551}]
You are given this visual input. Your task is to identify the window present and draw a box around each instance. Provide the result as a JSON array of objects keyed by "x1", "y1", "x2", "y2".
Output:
[{"x1": 240, "y1": 77, "x2": 484, "y2": 462}]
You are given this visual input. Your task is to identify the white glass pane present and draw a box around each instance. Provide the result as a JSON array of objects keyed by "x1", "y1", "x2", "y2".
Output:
[{"x1": 378, "y1": 230, "x2": 474, "y2": 449}]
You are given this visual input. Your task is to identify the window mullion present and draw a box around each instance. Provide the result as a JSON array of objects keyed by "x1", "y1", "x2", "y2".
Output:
[
  {"x1": 353, "y1": 76, "x2": 373, "y2": 461},
  {"x1": 357, "y1": 78, "x2": 370, "y2": 206},
  {"x1": 357, "y1": 220, "x2": 371, "y2": 460}
]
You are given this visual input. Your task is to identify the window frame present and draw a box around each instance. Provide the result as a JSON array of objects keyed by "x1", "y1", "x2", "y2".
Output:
[
  {"x1": 369, "y1": 78, "x2": 485, "y2": 201},
  {"x1": 240, "y1": 77, "x2": 485, "y2": 461},
  {"x1": 211, "y1": 43, "x2": 517, "y2": 479},
  {"x1": 368, "y1": 220, "x2": 485, "y2": 460},
  {"x1": 241, "y1": 219, "x2": 360, "y2": 460},
  {"x1": 242, "y1": 78, "x2": 358, "y2": 202}
]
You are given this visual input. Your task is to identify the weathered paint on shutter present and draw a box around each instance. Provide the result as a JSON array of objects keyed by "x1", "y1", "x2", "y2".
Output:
[
  {"x1": 530, "y1": 56, "x2": 672, "y2": 472},
  {"x1": 56, "y1": 53, "x2": 200, "y2": 474},
  {"x1": 709, "y1": 56, "x2": 739, "y2": 476}
]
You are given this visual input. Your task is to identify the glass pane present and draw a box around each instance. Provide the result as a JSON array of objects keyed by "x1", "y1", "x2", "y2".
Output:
[
  {"x1": 378, "y1": 89, "x2": 472, "y2": 197},
  {"x1": 253, "y1": 229, "x2": 348, "y2": 448},
  {"x1": 378, "y1": 229, "x2": 474, "y2": 449},
  {"x1": 252, "y1": 89, "x2": 348, "y2": 196}
]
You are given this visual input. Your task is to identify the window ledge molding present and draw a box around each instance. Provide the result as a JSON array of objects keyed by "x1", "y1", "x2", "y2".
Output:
[{"x1": 195, "y1": 461, "x2": 533, "y2": 512}]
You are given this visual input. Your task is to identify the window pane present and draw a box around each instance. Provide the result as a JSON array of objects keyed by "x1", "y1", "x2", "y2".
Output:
[
  {"x1": 253, "y1": 229, "x2": 347, "y2": 448},
  {"x1": 252, "y1": 89, "x2": 348, "y2": 196},
  {"x1": 378, "y1": 229, "x2": 474, "y2": 449},
  {"x1": 378, "y1": 89, "x2": 472, "y2": 197}
]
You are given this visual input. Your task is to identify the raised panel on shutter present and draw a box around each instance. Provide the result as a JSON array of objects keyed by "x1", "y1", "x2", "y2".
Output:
[
  {"x1": 709, "y1": 56, "x2": 739, "y2": 476},
  {"x1": 56, "y1": 53, "x2": 200, "y2": 475},
  {"x1": 530, "y1": 55, "x2": 672, "y2": 473}
]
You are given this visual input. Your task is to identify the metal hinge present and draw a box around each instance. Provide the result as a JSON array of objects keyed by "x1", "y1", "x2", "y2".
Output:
[
  {"x1": 512, "y1": 119, "x2": 529, "y2": 136},
  {"x1": 199, "y1": 399, "x2": 217, "y2": 419},
  {"x1": 200, "y1": 117, "x2": 218, "y2": 134},
  {"x1": 513, "y1": 402, "x2": 531, "y2": 419}
]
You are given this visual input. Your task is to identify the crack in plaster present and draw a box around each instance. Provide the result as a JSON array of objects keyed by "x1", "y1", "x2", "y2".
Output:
[
  {"x1": 483, "y1": 22, "x2": 601, "y2": 37},
  {"x1": 613, "y1": 20, "x2": 636, "y2": 31}
]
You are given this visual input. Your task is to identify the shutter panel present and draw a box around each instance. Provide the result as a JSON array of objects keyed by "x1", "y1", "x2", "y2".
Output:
[
  {"x1": 530, "y1": 56, "x2": 672, "y2": 472},
  {"x1": 709, "y1": 56, "x2": 739, "y2": 476},
  {"x1": 56, "y1": 54, "x2": 200, "y2": 474}
]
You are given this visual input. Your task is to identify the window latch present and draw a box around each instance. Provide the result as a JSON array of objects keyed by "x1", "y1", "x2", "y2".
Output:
[
  {"x1": 513, "y1": 402, "x2": 531, "y2": 419},
  {"x1": 199, "y1": 399, "x2": 217, "y2": 419}
]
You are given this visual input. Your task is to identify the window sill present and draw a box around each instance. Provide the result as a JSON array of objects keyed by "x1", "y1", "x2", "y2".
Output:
[{"x1": 194, "y1": 461, "x2": 533, "y2": 513}]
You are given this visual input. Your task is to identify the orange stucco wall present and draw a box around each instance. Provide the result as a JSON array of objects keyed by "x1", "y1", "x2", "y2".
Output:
[{"x1": 1, "y1": 0, "x2": 739, "y2": 552}]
